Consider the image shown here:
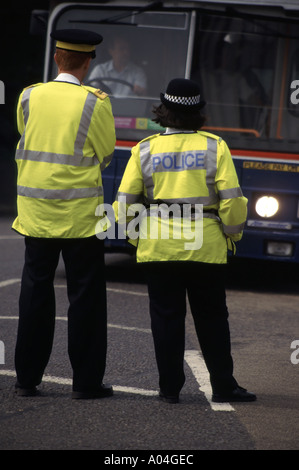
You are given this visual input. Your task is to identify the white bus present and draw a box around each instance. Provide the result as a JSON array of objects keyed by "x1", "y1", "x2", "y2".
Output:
[{"x1": 41, "y1": 0, "x2": 299, "y2": 261}]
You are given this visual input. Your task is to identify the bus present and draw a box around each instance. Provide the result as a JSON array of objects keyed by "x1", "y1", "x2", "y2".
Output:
[{"x1": 42, "y1": 0, "x2": 299, "y2": 261}]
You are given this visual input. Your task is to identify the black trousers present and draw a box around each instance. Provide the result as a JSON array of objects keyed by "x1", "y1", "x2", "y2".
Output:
[
  {"x1": 15, "y1": 236, "x2": 107, "y2": 392},
  {"x1": 143, "y1": 261, "x2": 238, "y2": 396}
]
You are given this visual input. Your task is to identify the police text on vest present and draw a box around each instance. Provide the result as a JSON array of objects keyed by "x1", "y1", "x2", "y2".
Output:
[{"x1": 152, "y1": 151, "x2": 205, "y2": 172}]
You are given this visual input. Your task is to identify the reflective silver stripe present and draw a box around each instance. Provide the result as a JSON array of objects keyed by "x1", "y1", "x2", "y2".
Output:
[
  {"x1": 140, "y1": 137, "x2": 219, "y2": 206},
  {"x1": 17, "y1": 185, "x2": 103, "y2": 200},
  {"x1": 145, "y1": 196, "x2": 213, "y2": 205},
  {"x1": 17, "y1": 88, "x2": 101, "y2": 167},
  {"x1": 218, "y1": 187, "x2": 243, "y2": 200},
  {"x1": 140, "y1": 141, "x2": 154, "y2": 199},
  {"x1": 18, "y1": 87, "x2": 34, "y2": 151},
  {"x1": 74, "y1": 92, "x2": 97, "y2": 157},
  {"x1": 100, "y1": 152, "x2": 114, "y2": 171},
  {"x1": 116, "y1": 191, "x2": 143, "y2": 204},
  {"x1": 15, "y1": 149, "x2": 99, "y2": 167},
  {"x1": 203, "y1": 212, "x2": 220, "y2": 220},
  {"x1": 222, "y1": 221, "x2": 245, "y2": 234},
  {"x1": 146, "y1": 206, "x2": 217, "y2": 221},
  {"x1": 205, "y1": 138, "x2": 218, "y2": 205}
]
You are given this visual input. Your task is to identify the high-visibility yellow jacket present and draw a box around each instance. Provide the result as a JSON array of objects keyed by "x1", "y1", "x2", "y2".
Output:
[
  {"x1": 12, "y1": 81, "x2": 116, "y2": 238},
  {"x1": 112, "y1": 129, "x2": 247, "y2": 264}
]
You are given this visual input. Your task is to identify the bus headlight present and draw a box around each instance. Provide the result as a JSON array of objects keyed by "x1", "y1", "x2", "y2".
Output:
[{"x1": 255, "y1": 196, "x2": 279, "y2": 218}]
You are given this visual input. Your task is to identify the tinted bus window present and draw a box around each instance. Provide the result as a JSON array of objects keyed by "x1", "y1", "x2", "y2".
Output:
[{"x1": 191, "y1": 13, "x2": 299, "y2": 154}]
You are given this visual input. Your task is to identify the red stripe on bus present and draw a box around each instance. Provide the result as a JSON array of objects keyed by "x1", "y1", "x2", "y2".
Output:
[
  {"x1": 116, "y1": 140, "x2": 137, "y2": 148},
  {"x1": 231, "y1": 149, "x2": 299, "y2": 161}
]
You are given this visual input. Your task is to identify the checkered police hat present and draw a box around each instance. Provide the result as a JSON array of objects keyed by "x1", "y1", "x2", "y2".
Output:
[{"x1": 160, "y1": 78, "x2": 206, "y2": 112}]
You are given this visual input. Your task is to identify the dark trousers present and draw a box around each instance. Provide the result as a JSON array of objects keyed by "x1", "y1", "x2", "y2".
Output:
[
  {"x1": 15, "y1": 236, "x2": 107, "y2": 392},
  {"x1": 143, "y1": 261, "x2": 238, "y2": 395}
]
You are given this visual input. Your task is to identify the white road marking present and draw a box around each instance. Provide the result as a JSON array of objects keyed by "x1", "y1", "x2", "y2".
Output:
[
  {"x1": 0, "y1": 370, "x2": 158, "y2": 397},
  {"x1": 0, "y1": 279, "x2": 21, "y2": 288},
  {"x1": 0, "y1": 316, "x2": 151, "y2": 334},
  {"x1": 107, "y1": 287, "x2": 148, "y2": 297},
  {"x1": 0, "y1": 279, "x2": 148, "y2": 299},
  {"x1": 0, "y1": 279, "x2": 234, "y2": 410},
  {"x1": 108, "y1": 323, "x2": 151, "y2": 333},
  {"x1": 185, "y1": 350, "x2": 235, "y2": 411},
  {"x1": 1, "y1": 280, "x2": 147, "y2": 299},
  {"x1": 0, "y1": 316, "x2": 19, "y2": 320},
  {"x1": 0, "y1": 236, "x2": 22, "y2": 240},
  {"x1": 0, "y1": 351, "x2": 235, "y2": 410}
]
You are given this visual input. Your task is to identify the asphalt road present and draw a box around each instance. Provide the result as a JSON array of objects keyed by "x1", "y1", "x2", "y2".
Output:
[{"x1": 0, "y1": 216, "x2": 298, "y2": 456}]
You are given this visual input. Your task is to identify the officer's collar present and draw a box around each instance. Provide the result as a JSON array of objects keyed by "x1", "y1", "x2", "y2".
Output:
[
  {"x1": 54, "y1": 73, "x2": 81, "y2": 86},
  {"x1": 164, "y1": 127, "x2": 196, "y2": 134}
]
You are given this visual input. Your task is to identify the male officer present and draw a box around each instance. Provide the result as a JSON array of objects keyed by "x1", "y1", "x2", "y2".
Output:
[
  {"x1": 87, "y1": 35, "x2": 147, "y2": 96},
  {"x1": 113, "y1": 78, "x2": 256, "y2": 404},
  {"x1": 13, "y1": 29, "x2": 116, "y2": 399}
]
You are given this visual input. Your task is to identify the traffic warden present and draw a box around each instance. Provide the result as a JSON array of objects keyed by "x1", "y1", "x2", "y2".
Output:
[
  {"x1": 113, "y1": 78, "x2": 256, "y2": 403},
  {"x1": 13, "y1": 29, "x2": 116, "y2": 399}
]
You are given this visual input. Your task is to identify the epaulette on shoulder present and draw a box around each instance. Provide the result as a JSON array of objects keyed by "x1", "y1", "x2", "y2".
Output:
[
  {"x1": 199, "y1": 130, "x2": 222, "y2": 143},
  {"x1": 139, "y1": 132, "x2": 161, "y2": 145},
  {"x1": 23, "y1": 83, "x2": 44, "y2": 91},
  {"x1": 82, "y1": 85, "x2": 108, "y2": 100},
  {"x1": 93, "y1": 88, "x2": 108, "y2": 100}
]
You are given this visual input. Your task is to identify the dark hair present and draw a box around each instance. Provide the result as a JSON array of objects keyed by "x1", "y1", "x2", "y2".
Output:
[{"x1": 152, "y1": 103, "x2": 206, "y2": 131}]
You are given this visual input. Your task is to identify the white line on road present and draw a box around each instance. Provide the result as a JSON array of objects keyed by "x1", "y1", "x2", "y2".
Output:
[
  {"x1": 0, "y1": 279, "x2": 234, "y2": 409},
  {"x1": 0, "y1": 370, "x2": 158, "y2": 396},
  {"x1": 0, "y1": 236, "x2": 22, "y2": 240},
  {"x1": 0, "y1": 316, "x2": 151, "y2": 333},
  {"x1": 55, "y1": 284, "x2": 148, "y2": 297},
  {"x1": 107, "y1": 287, "x2": 148, "y2": 297},
  {"x1": 108, "y1": 323, "x2": 151, "y2": 333},
  {"x1": 0, "y1": 279, "x2": 148, "y2": 298},
  {"x1": 0, "y1": 279, "x2": 21, "y2": 288},
  {"x1": 0, "y1": 352, "x2": 235, "y2": 410},
  {"x1": 185, "y1": 350, "x2": 235, "y2": 412}
]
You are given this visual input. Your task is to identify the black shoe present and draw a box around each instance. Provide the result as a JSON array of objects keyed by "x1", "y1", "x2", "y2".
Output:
[
  {"x1": 15, "y1": 385, "x2": 39, "y2": 397},
  {"x1": 158, "y1": 391, "x2": 179, "y2": 404},
  {"x1": 72, "y1": 383, "x2": 113, "y2": 399},
  {"x1": 212, "y1": 386, "x2": 256, "y2": 403}
]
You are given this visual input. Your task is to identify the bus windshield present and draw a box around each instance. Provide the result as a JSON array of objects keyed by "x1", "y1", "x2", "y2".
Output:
[
  {"x1": 48, "y1": 4, "x2": 299, "y2": 153},
  {"x1": 48, "y1": 6, "x2": 192, "y2": 142}
]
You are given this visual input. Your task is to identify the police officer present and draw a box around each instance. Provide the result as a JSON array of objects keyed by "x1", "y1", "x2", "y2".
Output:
[
  {"x1": 13, "y1": 29, "x2": 116, "y2": 399},
  {"x1": 113, "y1": 78, "x2": 256, "y2": 404}
]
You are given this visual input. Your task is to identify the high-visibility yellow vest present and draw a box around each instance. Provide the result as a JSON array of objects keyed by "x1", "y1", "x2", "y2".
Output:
[
  {"x1": 113, "y1": 130, "x2": 247, "y2": 264},
  {"x1": 12, "y1": 81, "x2": 116, "y2": 238}
]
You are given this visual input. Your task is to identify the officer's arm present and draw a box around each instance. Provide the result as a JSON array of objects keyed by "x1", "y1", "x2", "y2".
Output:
[
  {"x1": 112, "y1": 143, "x2": 144, "y2": 241},
  {"x1": 216, "y1": 140, "x2": 248, "y2": 242},
  {"x1": 91, "y1": 97, "x2": 116, "y2": 169},
  {"x1": 16, "y1": 91, "x2": 25, "y2": 135}
]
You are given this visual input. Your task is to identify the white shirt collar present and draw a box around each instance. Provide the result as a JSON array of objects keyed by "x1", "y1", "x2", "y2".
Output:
[
  {"x1": 54, "y1": 73, "x2": 81, "y2": 85},
  {"x1": 164, "y1": 127, "x2": 195, "y2": 134}
]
